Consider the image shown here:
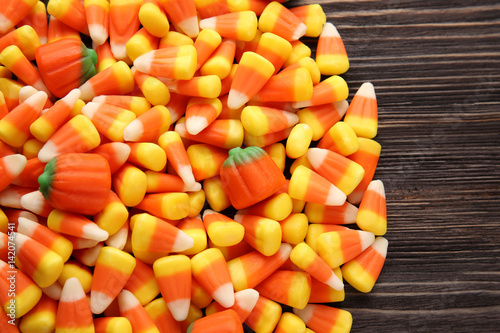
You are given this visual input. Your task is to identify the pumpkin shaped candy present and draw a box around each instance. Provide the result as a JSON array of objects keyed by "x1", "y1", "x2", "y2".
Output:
[
  {"x1": 220, "y1": 146, "x2": 286, "y2": 209},
  {"x1": 38, "y1": 153, "x2": 111, "y2": 215}
]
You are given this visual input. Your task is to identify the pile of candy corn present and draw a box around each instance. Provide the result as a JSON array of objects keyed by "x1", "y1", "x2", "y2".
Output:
[{"x1": 0, "y1": 0, "x2": 389, "y2": 332}]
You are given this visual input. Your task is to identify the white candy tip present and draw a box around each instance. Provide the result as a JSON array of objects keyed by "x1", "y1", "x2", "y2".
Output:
[
  {"x1": 123, "y1": 119, "x2": 144, "y2": 142},
  {"x1": 186, "y1": 116, "x2": 208, "y2": 135},
  {"x1": 356, "y1": 82, "x2": 376, "y2": 99},
  {"x1": 3, "y1": 154, "x2": 27, "y2": 177},
  {"x1": 167, "y1": 298, "x2": 191, "y2": 321},
  {"x1": 212, "y1": 282, "x2": 235, "y2": 308},
  {"x1": 60, "y1": 277, "x2": 86, "y2": 303},
  {"x1": 90, "y1": 290, "x2": 114, "y2": 314},
  {"x1": 227, "y1": 90, "x2": 248, "y2": 110},
  {"x1": 325, "y1": 185, "x2": 347, "y2": 206},
  {"x1": 172, "y1": 230, "x2": 195, "y2": 252},
  {"x1": 359, "y1": 230, "x2": 376, "y2": 251}
]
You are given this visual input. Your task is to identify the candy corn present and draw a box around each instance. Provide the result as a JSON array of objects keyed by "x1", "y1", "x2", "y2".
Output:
[
  {"x1": 153, "y1": 254, "x2": 192, "y2": 321},
  {"x1": 259, "y1": 2, "x2": 306, "y2": 41},
  {"x1": 317, "y1": 228, "x2": 375, "y2": 268},
  {"x1": 342, "y1": 236, "x2": 388, "y2": 293},
  {"x1": 18, "y1": 294, "x2": 57, "y2": 333},
  {"x1": 161, "y1": 0, "x2": 199, "y2": 38},
  {"x1": 108, "y1": 0, "x2": 142, "y2": 60},
  {"x1": 244, "y1": 295, "x2": 282, "y2": 333},
  {"x1": 347, "y1": 138, "x2": 381, "y2": 204},
  {"x1": 0, "y1": 0, "x2": 38, "y2": 35},
  {"x1": 255, "y1": 269, "x2": 311, "y2": 309},
  {"x1": 0, "y1": 90, "x2": 46, "y2": 147},
  {"x1": 316, "y1": 22, "x2": 349, "y2": 75},
  {"x1": 139, "y1": 0, "x2": 170, "y2": 38},
  {"x1": 289, "y1": 165, "x2": 347, "y2": 206},
  {"x1": 344, "y1": 82, "x2": 378, "y2": 138},
  {"x1": 240, "y1": 106, "x2": 298, "y2": 136},
  {"x1": 55, "y1": 277, "x2": 95, "y2": 333},
  {"x1": 134, "y1": 45, "x2": 197, "y2": 80},
  {"x1": 143, "y1": 298, "x2": 181, "y2": 333},
  {"x1": 131, "y1": 213, "x2": 194, "y2": 253},
  {"x1": 91, "y1": 246, "x2": 136, "y2": 314},
  {"x1": 0, "y1": 154, "x2": 27, "y2": 192},
  {"x1": 356, "y1": 179, "x2": 387, "y2": 235},
  {"x1": 118, "y1": 289, "x2": 160, "y2": 333},
  {"x1": 47, "y1": 209, "x2": 109, "y2": 242},
  {"x1": 191, "y1": 248, "x2": 235, "y2": 308},
  {"x1": 227, "y1": 51, "x2": 274, "y2": 109},
  {"x1": 84, "y1": 0, "x2": 109, "y2": 45},
  {"x1": 294, "y1": 304, "x2": 353, "y2": 333},
  {"x1": 199, "y1": 11, "x2": 258, "y2": 42},
  {"x1": 187, "y1": 309, "x2": 243, "y2": 333}
]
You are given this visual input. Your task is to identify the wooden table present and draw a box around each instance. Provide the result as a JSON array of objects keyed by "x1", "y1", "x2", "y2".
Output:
[{"x1": 276, "y1": 1, "x2": 500, "y2": 332}]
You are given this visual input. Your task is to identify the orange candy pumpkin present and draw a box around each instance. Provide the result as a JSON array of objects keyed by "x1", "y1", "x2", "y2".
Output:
[{"x1": 38, "y1": 153, "x2": 111, "y2": 215}]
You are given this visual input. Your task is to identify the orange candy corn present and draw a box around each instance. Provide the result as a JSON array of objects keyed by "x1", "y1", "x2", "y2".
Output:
[
  {"x1": 187, "y1": 143, "x2": 228, "y2": 181},
  {"x1": 131, "y1": 213, "x2": 194, "y2": 253},
  {"x1": 47, "y1": 209, "x2": 109, "y2": 242},
  {"x1": 161, "y1": 0, "x2": 199, "y2": 37},
  {"x1": 112, "y1": 162, "x2": 147, "y2": 206},
  {"x1": 307, "y1": 147, "x2": 365, "y2": 196},
  {"x1": 317, "y1": 228, "x2": 375, "y2": 268},
  {"x1": 153, "y1": 254, "x2": 192, "y2": 321},
  {"x1": 347, "y1": 138, "x2": 381, "y2": 204},
  {"x1": 274, "y1": 312, "x2": 307, "y2": 333},
  {"x1": 297, "y1": 100, "x2": 349, "y2": 141},
  {"x1": 0, "y1": 25, "x2": 40, "y2": 61},
  {"x1": 289, "y1": 165, "x2": 347, "y2": 206},
  {"x1": 227, "y1": 51, "x2": 274, "y2": 109},
  {"x1": 37, "y1": 114, "x2": 101, "y2": 162},
  {"x1": 205, "y1": 288, "x2": 259, "y2": 323},
  {"x1": 47, "y1": 15, "x2": 80, "y2": 43},
  {"x1": 317, "y1": 121, "x2": 359, "y2": 155},
  {"x1": 193, "y1": 28, "x2": 222, "y2": 71},
  {"x1": 185, "y1": 97, "x2": 222, "y2": 135},
  {"x1": 259, "y1": 1, "x2": 307, "y2": 41},
  {"x1": 176, "y1": 118, "x2": 244, "y2": 149},
  {"x1": 290, "y1": 242, "x2": 344, "y2": 291},
  {"x1": 13, "y1": 232, "x2": 64, "y2": 288},
  {"x1": 294, "y1": 304, "x2": 352, "y2": 333},
  {"x1": 38, "y1": 153, "x2": 111, "y2": 215},
  {"x1": 342, "y1": 236, "x2": 388, "y2": 293},
  {"x1": 126, "y1": 142, "x2": 167, "y2": 172},
  {"x1": 135, "y1": 192, "x2": 190, "y2": 220},
  {"x1": 134, "y1": 45, "x2": 197, "y2": 80},
  {"x1": 187, "y1": 309, "x2": 243, "y2": 333},
  {"x1": 165, "y1": 75, "x2": 222, "y2": 99},
  {"x1": 293, "y1": 75, "x2": 349, "y2": 109},
  {"x1": 18, "y1": 293, "x2": 57, "y2": 333},
  {"x1": 118, "y1": 289, "x2": 160, "y2": 333},
  {"x1": 244, "y1": 295, "x2": 282, "y2": 333},
  {"x1": 316, "y1": 22, "x2": 349, "y2": 75},
  {"x1": 47, "y1": 0, "x2": 89, "y2": 35},
  {"x1": 227, "y1": 242, "x2": 292, "y2": 291},
  {"x1": 220, "y1": 146, "x2": 286, "y2": 209},
  {"x1": 35, "y1": 37, "x2": 97, "y2": 98},
  {"x1": 255, "y1": 32, "x2": 292, "y2": 74},
  {"x1": 92, "y1": 142, "x2": 131, "y2": 174},
  {"x1": 0, "y1": 0, "x2": 38, "y2": 34},
  {"x1": 158, "y1": 131, "x2": 198, "y2": 187},
  {"x1": 200, "y1": 38, "x2": 236, "y2": 79},
  {"x1": 84, "y1": 0, "x2": 109, "y2": 45},
  {"x1": 30, "y1": 89, "x2": 81, "y2": 142},
  {"x1": 17, "y1": 216, "x2": 73, "y2": 262},
  {"x1": 95, "y1": 40, "x2": 117, "y2": 72},
  {"x1": 356, "y1": 179, "x2": 387, "y2": 235},
  {"x1": 304, "y1": 201, "x2": 358, "y2": 225},
  {"x1": 90, "y1": 246, "x2": 136, "y2": 314},
  {"x1": 241, "y1": 106, "x2": 298, "y2": 136},
  {"x1": 255, "y1": 269, "x2": 311, "y2": 309},
  {"x1": 308, "y1": 269, "x2": 345, "y2": 303},
  {"x1": 199, "y1": 11, "x2": 258, "y2": 42},
  {"x1": 195, "y1": 0, "x2": 230, "y2": 18},
  {"x1": 191, "y1": 248, "x2": 235, "y2": 308},
  {"x1": 108, "y1": 0, "x2": 141, "y2": 60},
  {"x1": 0, "y1": 259, "x2": 42, "y2": 318},
  {"x1": 234, "y1": 213, "x2": 282, "y2": 256},
  {"x1": 203, "y1": 209, "x2": 245, "y2": 247},
  {"x1": 0, "y1": 90, "x2": 46, "y2": 147},
  {"x1": 289, "y1": 4, "x2": 326, "y2": 37},
  {"x1": 82, "y1": 102, "x2": 136, "y2": 142},
  {"x1": 144, "y1": 298, "x2": 182, "y2": 333},
  {"x1": 123, "y1": 258, "x2": 160, "y2": 306},
  {"x1": 94, "y1": 317, "x2": 133, "y2": 333},
  {"x1": 56, "y1": 277, "x2": 95, "y2": 333},
  {"x1": 145, "y1": 171, "x2": 201, "y2": 193},
  {"x1": 0, "y1": 45, "x2": 50, "y2": 96},
  {"x1": 0, "y1": 154, "x2": 27, "y2": 192},
  {"x1": 132, "y1": 67, "x2": 170, "y2": 106},
  {"x1": 78, "y1": 61, "x2": 134, "y2": 101},
  {"x1": 252, "y1": 67, "x2": 313, "y2": 103},
  {"x1": 344, "y1": 82, "x2": 378, "y2": 138}
]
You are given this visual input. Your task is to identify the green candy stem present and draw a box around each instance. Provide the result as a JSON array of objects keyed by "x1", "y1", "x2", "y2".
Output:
[
  {"x1": 223, "y1": 146, "x2": 266, "y2": 168},
  {"x1": 38, "y1": 157, "x2": 57, "y2": 200}
]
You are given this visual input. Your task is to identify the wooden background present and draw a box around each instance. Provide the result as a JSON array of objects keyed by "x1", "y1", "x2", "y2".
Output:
[{"x1": 274, "y1": 0, "x2": 500, "y2": 332}]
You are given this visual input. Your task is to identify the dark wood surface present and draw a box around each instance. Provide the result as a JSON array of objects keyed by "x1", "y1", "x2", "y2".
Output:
[
  {"x1": 34, "y1": 1, "x2": 499, "y2": 332},
  {"x1": 278, "y1": 1, "x2": 500, "y2": 332}
]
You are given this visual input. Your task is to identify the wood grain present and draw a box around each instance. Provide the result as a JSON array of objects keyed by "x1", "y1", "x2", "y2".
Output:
[{"x1": 269, "y1": 0, "x2": 500, "y2": 332}]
